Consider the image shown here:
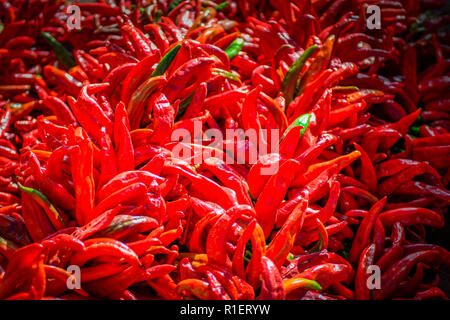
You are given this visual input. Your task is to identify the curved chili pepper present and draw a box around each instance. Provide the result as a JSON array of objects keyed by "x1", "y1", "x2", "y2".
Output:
[
  {"x1": 266, "y1": 198, "x2": 308, "y2": 268},
  {"x1": 92, "y1": 182, "x2": 150, "y2": 219},
  {"x1": 71, "y1": 238, "x2": 141, "y2": 268},
  {"x1": 372, "y1": 250, "x2": 447, "y2": 300},
  {"x1": 224, "y1": 38, "x2": 244, "y2": 61},
  {"x1": 0, "y1": 243, "x2": 44, "y2": 299},
  {"x1": 348, "y1": 197, "x2": 386, "y2": 265},
  {"x1": 288, "y1": 263, "x2": 353, "y2": 291},
  {"x1": 83, "y1": 265, "x2": 141, "y2": 298},
  {"x1": 28, "y1": 152, "x2": 75, "y2": 211},
  {"x1": 355, "y1": 243, "x2": 376, "y2": 300},
  {"x1": 205, "y1": 205, "x2": 248, "y2": 268},
  {"x1": 283, "y1": 277, "x2": 323, "y2": 295},
  {"x1": 17, "y1": 182, "x2": 67, "y2": 231},
  {"x1": 43, "y1": 66, "x2": 82, "y2": 97},
  {"x1": 375, "y1": 222, "x2": 404, "y2": 272},
  {"x1": 120, "y1": 54, "x2": 161, "y2": 105},
  {"x1": 379, "y1": 207, "x2": 444, "y2": 229},
  {"x1": 164, "y1": 57, "x2": 215, "y2": 103},
  {"x1": 303, "y1": 180, "x2": 340, "y2": 229},
  {"x1": 255, "y1": 159, "x2": 304, "y2": 237},
  {"x1": 91, "y1": 215, "x2": 158, "y2": 240},
  {"x1": 176, "y1": 278, "x2": 211, "y2": 300},
  {"x1": 42, "y1": 96, "x2": 77, "y2": 126},
  {"x1": 282, "y1": 45, "x2": 318, "y2": 104},
  {"x1": 128, "y1": 76, "x2": 167, "y2": 129},
  {"x1": 120, "y1": 23, "x2": 156, "y2": 60},
  {"x1": 259, "y1": 256, "x2": 286, "y2": 300},
  {"x1": 41, "y1": 31, "x2": 76, "y2": 68},
  {"x1": 97, "y1": 171, "x2": 163, "y2": 203},
  {"x1": 199, "y1": 157, "x2": 252, "y2": 205}
]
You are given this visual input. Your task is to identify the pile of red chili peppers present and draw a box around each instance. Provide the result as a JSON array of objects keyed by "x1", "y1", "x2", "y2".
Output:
[{"x1": 0, "y1": 0, "x2": 449, "y2": 300}]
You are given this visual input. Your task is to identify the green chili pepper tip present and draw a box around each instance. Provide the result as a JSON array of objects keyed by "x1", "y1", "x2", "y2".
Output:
[
  {"x1": 212, "y1": 68, "x2": 241, "y2": 83},
  {"x1": 17, "y1": 182, "x2": 66, "y2": 228},
  {"x1": 301, "y1": 279, "x2": 323, "y2": 291},
  {"x1": 280, "y1": 113, "x2": 312, "y2": 142},
  {"x1": 41, "y1": 31, "x2": 76, "y2": 68},
  {"x1": 215, "y1": 1, "x2": 229, "y2": 11},
  {"x1": 168, "y1": 0, "x2": 185, "y2": 12},
  {"x1": 176, "y1": 92, "x2": 195, "y2": 119},
  {"x1": 281, "y1": 44, "x2": 318, "y2": 103},
  {"x1": 225, "y1": 38, "x2": 245, "y2": 61},
  {"x1": 309, "y1": 229, "x2": 324, "y2": 253},
  {"x1": 151, "y1": 44, "x2": 182, "y2": 77}
]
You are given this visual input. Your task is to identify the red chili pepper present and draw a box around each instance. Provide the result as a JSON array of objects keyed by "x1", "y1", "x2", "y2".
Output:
[
  {"x1": 83, "y1": 265, "x2": 141, "y2": 298},
  {"x1": 164, "y1": 57, "x2": 215, "y2": 103},
  {"x1": 267, "y1": 198, "x2": 308, "y2": 268},
  {"x1": 348, "y1": 197, "x2": 386, "y2": 265},
  {"x1": 43, "y1": 65, "x2": 83, "y2": 97},
  {"x1": 70, "y1": 138, "x2": 95, "y2": 225},
  {"x1": 288, "y1": 263, "x2": 353, "y2": 291},
  {"x1": 255, "y1": 159, "x2": 304, "y2": 237},
  {"x1": 120, "y1": 22, "x2": 156, "y2": 60},
  {"x1": 199, "y1": 157, "x2": 252, "y2": 205},
  {"x1": 373, "y1": 250, "x2": 448, "y2": 300},
  {"x1": 28, "y1": 152, "x2": 75, "y2": 211},
  {"x1": 379, "y1": 207, "x2": 444, "y2": 229},
  {"x1": 71, "y1": 238, "x2": 141, "y2": 268},
  {"x1": 259, "y1": 256, "x2": 286, "y2": 300},
  {"x1": 303, "y1": 180, "x2": 340, "y2": 229},
  {"x1": 206, "y1": 205, "x2": 249, "y2": 269},
  {"x1": 355, "y1": 243, "x2": 376, "y2": 300}
]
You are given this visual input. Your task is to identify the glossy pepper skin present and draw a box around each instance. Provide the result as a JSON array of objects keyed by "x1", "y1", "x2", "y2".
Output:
[{"x1": 0, "y1": 0, "x2": 449, "y2": 301}]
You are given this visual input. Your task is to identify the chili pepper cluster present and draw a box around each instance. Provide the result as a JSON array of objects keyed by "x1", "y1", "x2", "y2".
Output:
[{"x1": 0, "y1": 0, "x2": 449, "y2": 300}]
